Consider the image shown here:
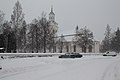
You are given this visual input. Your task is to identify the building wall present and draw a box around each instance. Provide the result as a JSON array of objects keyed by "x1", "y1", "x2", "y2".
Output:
[
  {"x1": 94, "y1": 41, "x2": 100, "y2": 53},
  {"x1": 55, "y1": 41, "x2": 100, "y2": 53}
]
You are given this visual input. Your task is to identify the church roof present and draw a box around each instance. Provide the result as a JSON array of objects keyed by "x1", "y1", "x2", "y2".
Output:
[{"x1": 48, "y1": 20, "x2": 58, "y2": 25}]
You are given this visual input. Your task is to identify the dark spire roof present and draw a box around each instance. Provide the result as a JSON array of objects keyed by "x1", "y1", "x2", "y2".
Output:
[{"x1": 49, "y1": 6, "x2": 55, "y2": 15}]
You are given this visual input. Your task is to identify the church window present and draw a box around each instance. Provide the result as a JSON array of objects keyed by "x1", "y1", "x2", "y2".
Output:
[
  {"x1": 66, "y1": 46, "x2": 69, "y2": 52},
  {"x1": 73, "y1": 45, "x2": 76, "y2": 52},
  {"x1": 88, "y1": 45, "x2": 92, "y2": 52}
]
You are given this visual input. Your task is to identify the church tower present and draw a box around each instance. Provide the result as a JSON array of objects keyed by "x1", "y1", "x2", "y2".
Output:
[
  {"x1": 49, "y1": 6, "x2": 55, "y2": 22},
  {"x1": 48, "y1": 6, "x2": 58, "y2": 33}
]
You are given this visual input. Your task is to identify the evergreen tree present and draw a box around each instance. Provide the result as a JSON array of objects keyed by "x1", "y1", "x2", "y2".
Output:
[
  {"x1": 75, "y1": 26, "x2": 93, "y2": 53},
  {"x1": 100, "y1": 24, "x2": 111, "y2": 52},
  {"x1": 111, "y1": 28, "x2": 120, "y2": 53}
]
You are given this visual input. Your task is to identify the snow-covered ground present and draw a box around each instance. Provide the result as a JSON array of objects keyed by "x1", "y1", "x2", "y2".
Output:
[{"x1": 0, "y1": 55, "x2": 120, "y2": 80}]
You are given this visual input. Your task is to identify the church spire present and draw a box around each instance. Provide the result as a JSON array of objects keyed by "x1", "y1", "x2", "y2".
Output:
[
  {"x1": 51, "y1": 5, "x2": 53, "y2": 13},
  {"x1": 49, "y1": 5, "x2": 55, "y2": 22},
  {"x1": 49, "y1": 5, "x2": 55, "y2": 15}
]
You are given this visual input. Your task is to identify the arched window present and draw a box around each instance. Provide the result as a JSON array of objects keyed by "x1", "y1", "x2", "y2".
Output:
[
  {"x1": 82, "y1": 45, "x2": 86, "y2": 53},
  {"x1": 66, "y1": 46, "x2": 69, "y2": 52},
  {"x1": 73, "y1": 45, "x2": 76, "y2": 52},
  {"x1": 54, "y1": 46, "x2": 56, "y2": 52}
]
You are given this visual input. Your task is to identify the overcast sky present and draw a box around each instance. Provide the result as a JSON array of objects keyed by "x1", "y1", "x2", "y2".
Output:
[{"x1": 0, "y1": 0, "x2": 120, "y2": 41}]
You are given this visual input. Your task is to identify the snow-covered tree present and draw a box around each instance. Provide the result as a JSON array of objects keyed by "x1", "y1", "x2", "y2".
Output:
[
  {"x1": 27, "y1": 19, "x2": 39, "y2": 52},
  {"x1": 0, "y1": 10, "x2": 4, "y2": 25},
  {"x1": 3, "y1": 21, "x2": 11, "y2": 52},
  {"x1": 75, "y1": 26, "x2": 93, "y2": 53},
  {"x1": 11, "y1": 1, "x2": 24, "y2": 52},
  {"x1": 111, "y1": 28, "x2": 120, "y2": 53},
  {"x1": 0, "y1": 10, "x2": 5, "y2": 53},
  {"x1": 3, "y1": 21, "x2": 17, "y2": 53},
  {"x1": 100, "y1": 24, "x2": 111, "y2": 52},
  {"x1": 0, "y1": 10, "x2": 4, "y2": 34},
  {"x1": 39, "y1": 12, "x2": 58, "y2": 53},
  {"x1": 27, "y1": 12, "x2": 58, "y2": 53},
  {"x1": 19, "y1": 20, "x2": 27, "y2": 52}
]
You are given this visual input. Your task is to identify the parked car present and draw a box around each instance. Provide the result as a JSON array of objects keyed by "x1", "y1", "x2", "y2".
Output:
[
  {"x1": 59, "y1": 52, "x2": 83, "y2": 58},
  {"x1": 103, "y1": 51, "x2": 117, "y2": 57},
  {"x1": 0, "y1": 47, "x2": 5, "y2": 53}
]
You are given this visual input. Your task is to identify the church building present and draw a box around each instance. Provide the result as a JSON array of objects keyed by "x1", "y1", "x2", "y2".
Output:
[{"x1": 48, "y1": 7, "x2": 100, "y2": 53}]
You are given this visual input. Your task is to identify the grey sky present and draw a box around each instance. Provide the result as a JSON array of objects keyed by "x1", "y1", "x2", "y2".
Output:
[{"x1": 0, "y1": 0, "x2": 120, "y2": 41}]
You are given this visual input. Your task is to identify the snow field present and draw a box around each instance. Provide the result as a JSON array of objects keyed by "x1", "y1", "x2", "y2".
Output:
[{"x1": 0, "y1": 56, "x2": 120, "y2": 80}]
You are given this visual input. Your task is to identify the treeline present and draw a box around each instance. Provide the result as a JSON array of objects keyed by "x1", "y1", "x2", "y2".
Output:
[
  {"x1": 0, "y1": 1, "x2": 95, "y2": 53},
  {"x1": 0, "y1": 1, "x2": 57, "y2": 53},
  {"x1": 0, "y1": 1, "x2": 120, "y2": 53},
  {"x1": 100, "y1": 24, "x2": 120, "y2": 53}
]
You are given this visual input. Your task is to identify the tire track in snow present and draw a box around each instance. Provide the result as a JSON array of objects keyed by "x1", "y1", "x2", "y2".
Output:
[{"x1": 101, "y1": 60, "x2": 120, "y2": 80}]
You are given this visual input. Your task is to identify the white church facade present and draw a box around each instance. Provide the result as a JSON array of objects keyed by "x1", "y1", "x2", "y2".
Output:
[{"x1": 55, "y1": 40, "x2": 100, "y2": 53}]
